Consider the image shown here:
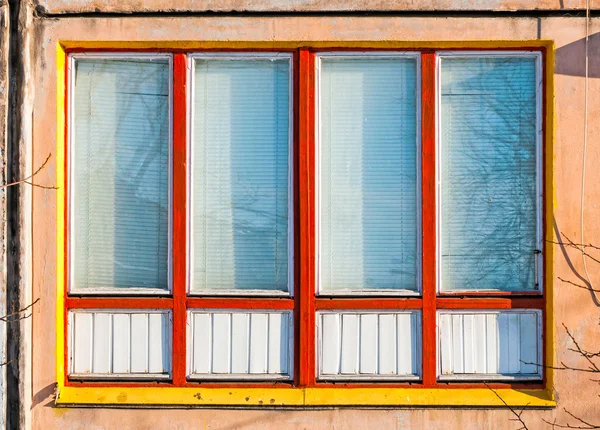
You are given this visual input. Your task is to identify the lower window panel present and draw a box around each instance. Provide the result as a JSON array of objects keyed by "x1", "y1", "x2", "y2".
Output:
[
  {"x1": 317, "y1": 311, "x2": 421, "y2": 380},
  {"x1": 437, "y1": 310, "x2": 543, "y2": 381},
  {"x1": 68, "y1": 310, "x2": 172, "y2": 380},
  {"x1": 187, "y1": 310, "x2": 293, "y2": 380}
]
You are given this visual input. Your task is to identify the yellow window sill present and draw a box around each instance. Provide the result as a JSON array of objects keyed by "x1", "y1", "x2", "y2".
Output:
[{"x1": 56, "y1": 386, "x2": 555, "y2": 408}]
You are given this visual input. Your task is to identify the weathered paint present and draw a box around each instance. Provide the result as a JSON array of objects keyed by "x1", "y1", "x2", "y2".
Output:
[
  {"x1": 56, "y1": 386, "x2": 553, "y2": 407},
  {"x1": 14, "y1": 9, "x2": 600, "y2": 430},
  {"x1": 35, "y1": 0, "x2": 595, "y2": 14},
  {"x1": 0, "y1": 2, "x2": 8, "y2": 428}
]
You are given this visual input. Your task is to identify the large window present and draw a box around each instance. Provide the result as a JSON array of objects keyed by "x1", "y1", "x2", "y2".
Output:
[{"x1": 64, "y1": 49, "x2": 544, "y2": 391}]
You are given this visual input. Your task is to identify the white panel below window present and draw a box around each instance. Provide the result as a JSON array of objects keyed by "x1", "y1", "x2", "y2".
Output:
[
  {"x1": 317, "y1": 311, "x2": 421, "y2": 380},
  {"x1": 438, "y1": 310, "x2": 542, "y2": 380},
  {"x1": 68, "y1": 310, "x2": 171, "y2": 379},
  {"x1": 187, "y1": 310, "x2": 293, "y2": 380}
]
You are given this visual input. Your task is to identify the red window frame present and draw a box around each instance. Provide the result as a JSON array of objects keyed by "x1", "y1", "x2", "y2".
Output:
[{"x1": 63, "y1": 47, "x2": 546, "y2": 390}]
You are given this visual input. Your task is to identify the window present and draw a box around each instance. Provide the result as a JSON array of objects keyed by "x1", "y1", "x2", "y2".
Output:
[{"x1": 60, "y1": 47, "x2": 548, "y2": 405}]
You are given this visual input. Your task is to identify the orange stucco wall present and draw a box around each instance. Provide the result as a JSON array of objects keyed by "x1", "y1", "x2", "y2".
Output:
[{"x1": 25, "y1": 9, "x2": 600, "y2": 429}]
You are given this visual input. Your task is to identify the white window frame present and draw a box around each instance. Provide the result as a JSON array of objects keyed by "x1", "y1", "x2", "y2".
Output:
[
  {"x1": 68, "y1": 309, "x2": 173, "y2": 381},
  {"x1": 315, "y1": 309, "x2": 422, "y2": 381},
  {"x1": 436, "y1": 309, "x2": 543, "y2": 381},
  {"x1": 186, "y1": 309, "x2": 294, "y2": 381},
  {"x1": 186, "y1": 53, "x2": 295, "y2": 297},
  {"x1": 435, "y1": 51, "x2": 544, "y2": 294},
  {"x1": 68, "y1": 53, "x2": 174, "y2": 296},
  {"x1": 315, "y1": 52, "x2": 422, "y2": 297}
]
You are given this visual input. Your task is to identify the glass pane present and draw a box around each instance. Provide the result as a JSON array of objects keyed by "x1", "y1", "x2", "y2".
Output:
[
  {"x1": 319, "y1": 57, "x2": 419, "y2": 293},
  {"x1": 191, "y1": 58, "x2": 290, "y2": 293},
  {"x1": 440, "y1": 56, "x2": 538, "y2": 292},
  {"x1": 72, "y1": 58, "x2": 170, "y2": 291}
]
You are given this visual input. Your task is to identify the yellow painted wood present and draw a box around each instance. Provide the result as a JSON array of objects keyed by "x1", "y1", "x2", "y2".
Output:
[
  {"x1": 56, "y1": 42, "x2": 67, "y2": 390},
  {"x1": 59, "y1": 40, "x2": 553, "y2": 50},
  {"x1": 56, "y1": 386, "x2": 555, "y2": 407},
  {"x1": 304, "y1": 388, "x2": 554, "y2": 407},
  {"x1": 544, "y1": 43, "x2": 556, "y2": 397}
]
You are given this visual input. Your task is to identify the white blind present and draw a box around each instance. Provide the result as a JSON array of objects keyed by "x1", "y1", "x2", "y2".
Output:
[
  {"x1": 72, "y1": 58, "x2": 170, "y2": 291},
  {"x1": 319, "y1": 57, "x2": 419, "y2": 293},
  {"x1": 440, "y1": 56, "x2": 538, "y2": 292},
  {"x1": 190, "y1": 58, "x2": 291, "y2": 293}
]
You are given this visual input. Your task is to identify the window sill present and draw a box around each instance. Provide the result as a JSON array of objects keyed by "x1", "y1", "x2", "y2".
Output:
[{"x1": 55, "y1": 386, "x2": 555, "y2": 408}]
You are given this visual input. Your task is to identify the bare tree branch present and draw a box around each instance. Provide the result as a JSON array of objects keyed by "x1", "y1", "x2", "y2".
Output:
[
  {"x1": 0, "y1": 298, "x2": 40, "y2": 323},
  {"x1": 542, "y1": 409, "x2": 600, "y2": 429},
  {"x1": 558, "y1": 277, "x2": 600, "y2": 293},
  {"x1": 562, "y1": 323, "x2": 600, "y2": 372},
  {"x1": 549, "y1": 233, "x2": 600, "y2": 252},
  {"x1": 484, "y1": 383, "x2": 529, "y2": 430},
  {"x1": 552, "y1": 234, "x2": 600, "y2": 266},
  {"x1": 0, "y1": 153, "x2": 57, "y2": 190}
]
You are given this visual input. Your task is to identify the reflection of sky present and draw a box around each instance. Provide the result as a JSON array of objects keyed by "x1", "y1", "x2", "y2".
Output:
[
  {"x1": 73, "y1": 58, "x2": 169, "y2": 289},
  {"x1": 440, "y1": 57, "x2": 537, "y2": 291},
  {"x1": 192, "y1": 59, "x2": 290, "y2": 291},
  {"x1": 320, "y1": 58, "x2": 418, "y2": 292}
]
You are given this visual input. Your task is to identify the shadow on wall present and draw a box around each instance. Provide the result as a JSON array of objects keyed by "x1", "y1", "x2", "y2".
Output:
[
  {"x1": 553, "y1": 34, "x2": 600, "y2": 307},
  {"x1": 555, "y1": 32, "x2": 600, "y2": 78}
]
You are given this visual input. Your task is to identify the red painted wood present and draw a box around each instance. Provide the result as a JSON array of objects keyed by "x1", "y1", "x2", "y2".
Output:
[
  {"x1": 313, "y1": 382, "x2": 544, "y2": 389},
  {"x1": 172, "y1": 53, "x2": 188, "y2": 386},
  {"x1": 421, "y1": 52, "x2": 437, "y2": 387},
  {"x1": 541, "y1": 47, "x2": 548, "y2": 387},
  {"x1": 292, "y1": 49, "x2": 302, "y2": 388},
  {"x1": 297, "y1": 48, "x2": 316, "y2": 387},
  {"x1": 186, "y1": 297, "x2": 294, "y2": 309},
  {"x1": 66, "y1": 379, "x2": 543, "y2": 389},
  {"x1": 438, "y1": 291, "x2": 542, "y2": 297},
  {"x1": 66, "y1": 297, "x2": 173, "y2": 309},
  {"x1": 64, "y1": 48, "x2": 296, "y2": 54},
  {"x1": 436, "y1": 297, "x2": 544, "y2": 310},
  {"x1": 64, "y1": 47, "x2": 545, "y2": 55},
  {"x1": 65, "y1": 381, "x2": 175, "y2": 388},
  {"x1": 65, "y1": 381, "x2": 294, "y2": 388},
  {"x1": 316, "y1": 298, "x2": 423, "y2": 310}
]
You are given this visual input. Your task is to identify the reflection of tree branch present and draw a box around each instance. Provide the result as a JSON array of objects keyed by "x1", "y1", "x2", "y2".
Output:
[
  {"x1": 1, "y1": 153, "x2": 56, "y2": 190},
  {"x1": 484, "y1": 382, "x2": 529, "y2": 430}
]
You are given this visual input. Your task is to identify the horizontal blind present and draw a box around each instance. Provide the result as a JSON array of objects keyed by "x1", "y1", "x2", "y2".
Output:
[
  {"x1": 72, "y1": 58, "x2": 170, "y2": 291},
  {"x1": 191, "y1": 58, "x2": 291, "y2": 293},
  {"x1": 319, "y1": 57, "x2": 419, "y2": 293},
  {"x1": 440, "y1": 56, "x2": 538, "y2": 292}
]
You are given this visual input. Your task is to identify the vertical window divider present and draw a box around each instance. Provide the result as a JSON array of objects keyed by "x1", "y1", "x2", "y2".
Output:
[
  {"x1": 172, "y1": 53, "x2": 188, "y2": 386},
  {"x1": 297, "y1": 48, "x2": 316, "y2": 387},
  {"x1": 421, "y1": 52, "x2": 437, "y2": 387}
]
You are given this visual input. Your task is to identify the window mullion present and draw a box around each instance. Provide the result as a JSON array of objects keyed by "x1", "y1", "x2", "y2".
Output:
[
  {"x1": 172, "y1": 52, "x2": 188, "y2": 386},
  {"x1": 297, "y1": 48, "x2": 316, "y2": 387},
  {"x1": 421, "y1": 51, "x2": 437, "y2": 387}
]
